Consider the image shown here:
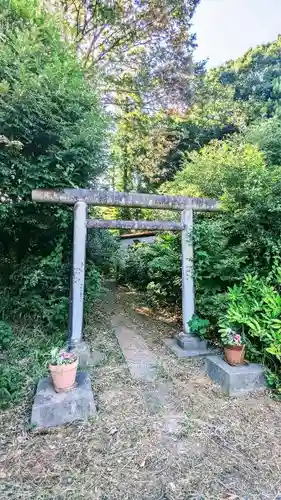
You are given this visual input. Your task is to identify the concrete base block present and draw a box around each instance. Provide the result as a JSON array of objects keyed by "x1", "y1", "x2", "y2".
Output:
[
  {"x1": 177, "y1": 333, "x2": 208, "y2": 351},
  {"x1": 164, "y1": 337, "x2": 212, "y2": 358},
  {"x1": 206, "y1": 355, "x2": 266, "y2": 396},
  {"x1": 31, "y1": 372, "x2": 96, "y2": 429}
]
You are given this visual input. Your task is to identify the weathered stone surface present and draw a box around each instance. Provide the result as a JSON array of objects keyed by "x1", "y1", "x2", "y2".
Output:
[
  {"x1": 206, "y1": 356, "x2": 266, "y2": 396},
  {"x1": 32, "y1": 188, "x2": 220, "y2": 212},
  {"x1": 164, "y1": 337, "x2": 212, "y2": 358},
  {"x1": 177, "y1": 333, "x2": 208, "y2": 351},
  {"x1": 31, "y1": 372, "x2": 96, "y2": 429},
  {"x1": 70, "y1": 341, "x2": 106, "y2": 369},
  {"x1": 87, "y1": 219, "x2": 183, "y2": 231},
  {"x1": 112, "y1": 320, "x2": 158, "y2": 382},
  {"x1": 143, "y1": 382, "x2": 173, "y2": 414}
]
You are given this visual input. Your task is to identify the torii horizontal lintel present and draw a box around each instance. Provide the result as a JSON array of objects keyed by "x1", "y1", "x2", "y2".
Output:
[
  {"x1": 87, "y1": 219, "x2": 183, "y2": 231},
  {"x1": 32, "y1": 189, "x2": 220, "y2": 212}
]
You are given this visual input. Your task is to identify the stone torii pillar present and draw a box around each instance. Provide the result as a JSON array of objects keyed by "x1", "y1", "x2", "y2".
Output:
[
  {"x1": 181, "y1": 208, "x2": 194, "y2": 334},
  {"x1": 32, "y1": 189, "x2": 220, "y2": 356}
]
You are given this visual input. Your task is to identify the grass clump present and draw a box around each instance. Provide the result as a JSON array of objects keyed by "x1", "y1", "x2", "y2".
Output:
[{"x1": 0, "y1": 321, "x2": 64, "y2": 409}]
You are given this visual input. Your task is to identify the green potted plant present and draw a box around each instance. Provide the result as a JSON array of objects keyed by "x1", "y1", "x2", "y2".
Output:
[
  {"x1": 219, "y1": 326, "x2": 245, "y2": 365},
  {"x1": 49, "y1": 348, "x2": 78, "y2": 393}
]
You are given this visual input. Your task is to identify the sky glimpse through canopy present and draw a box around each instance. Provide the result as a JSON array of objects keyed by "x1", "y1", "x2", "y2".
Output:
[{"x1": 193, "y1": 0, "x2": 281, "y2": 67}]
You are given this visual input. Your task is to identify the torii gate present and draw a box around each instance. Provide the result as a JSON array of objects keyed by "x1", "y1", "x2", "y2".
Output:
[{"x1": 32, "y1": 189, "x2": 220, "y2": 351}]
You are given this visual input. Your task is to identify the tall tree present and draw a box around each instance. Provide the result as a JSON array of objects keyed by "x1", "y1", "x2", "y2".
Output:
[
  {"x1": 164, "y1": 36, "x2": 281, "y2": 176},
  {"x1": 56, "y1": 0, "x2": 200, "y2": 109},
  {"x1": 217, "y1": 36, "x2": 281, "y2": 119},
  {"x1": 50, "y1": 0, "x2": 201, "y2": 216},
  {"x1": 0, "y1": 0, "x2": 107, "y2": 322},
  {"x1": 112, "y1": 107, "x2": 177, "y2": 192}
]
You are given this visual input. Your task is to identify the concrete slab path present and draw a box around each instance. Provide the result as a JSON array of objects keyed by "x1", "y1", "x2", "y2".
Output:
[
  {"x1": 111, "y1": 315, "x2": 158, "y2": 382},
  {"x1": 110, "y1": 301, "x2": 185, "y2": 449}
]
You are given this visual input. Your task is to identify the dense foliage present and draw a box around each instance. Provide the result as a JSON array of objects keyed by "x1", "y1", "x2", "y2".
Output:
[
  {"x1": 117, "y1": 234, "x2": 181, "y2": 309},
  {"x1": 118, "y1": 37, "x2": 281, "y2": 391},
  {"x1": 165, "y1": 36, "x2": 281, "y2": 173},
  {"x1": 57, "y1": 0, "x2": 200, "y2": 108},
  {"x1": 0, "y1": 0, "x2": 114, "y2": 408},
  {"x1": 220, "y1": 272, "x2": 281, "y2": 394},
  {"x1": 0, "y1": 0, "x2": 200, "y2": 409},
  {"x1": 3, "y1": 0, "x2": 281, "y2": 405},
  {"x1": 0, "y1": 0, "x2": 107, "y2": 324}
]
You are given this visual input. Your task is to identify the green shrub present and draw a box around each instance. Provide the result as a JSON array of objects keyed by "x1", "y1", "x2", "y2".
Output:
[
  {"x1": 146, "y1": 237, "x2": 181, "y2": 308},
  {"x1": 0, "y1": 241, "x2": 70, "y2": 330},
  {"x1": 117, "y1": 234, "x2": 181, "y2": 309},
  {"x1": 116, "y1": 218, "x2": 245, "y2": 321},
  {"x1": 266, "y1": 371, "x2": 281, "y2": 398},
  {"x1": 193, "y1": 215, "x2": 247, "y2": 322},
  {"x1": 0, "y1": 321, "x2": 13, "y2": 350},
  {"x1": 84, "y1": 264, "x2": 102, "y2": 315},
  {"x1": 117, "y1": 243, "x2": 157, "y2": 290},
  {"x1": 0, "y1": 0, "x2": 108, "y2": 330},
  {"x1": 0, "y1": 1, "x2": 114, "y2": 409},
  {"x1": 219, "y1": 271, "x2": 281, "y2": 389},
  {"x1": 163, "y1": 135, "x2": 281, "y2": 314},
  {"x1": 87, "y1": 229, "x2": 119, "y2": 276},
  {"x1": 188, "y1": 315, "x2": 210, "y2": 339},
  {"x1": 0, "y1": 323, "x2": 65, "y2": 409},
  {"x1": 0, "y1": 364, "x2": 25, "y2": 409}
]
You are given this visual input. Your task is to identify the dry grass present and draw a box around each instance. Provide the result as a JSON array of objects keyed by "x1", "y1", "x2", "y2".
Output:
[{"x1": 1, "y1": 285, "x2": 281, "y2": 500}]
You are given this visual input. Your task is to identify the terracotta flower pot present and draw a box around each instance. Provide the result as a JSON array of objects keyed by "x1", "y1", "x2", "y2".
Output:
[
  {"x1": 49, "y1": 359, "x2": 78, "y2": 392},
  {"x1": 224, "y1": 345, "x2": 245, "y2": 366}
]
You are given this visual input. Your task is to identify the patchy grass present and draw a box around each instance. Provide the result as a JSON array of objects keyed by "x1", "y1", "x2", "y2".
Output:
[
  {"x1": 0, "y1": 323, "x2": 65, "y2": 410},
  {"x1": 1, "y1": 285, "x2": 281, "y2": 499}
]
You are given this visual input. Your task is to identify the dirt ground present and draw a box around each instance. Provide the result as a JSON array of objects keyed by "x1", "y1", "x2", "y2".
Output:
[{"x1": 1, "y1": 284, "x2": 281, "y2": 500}]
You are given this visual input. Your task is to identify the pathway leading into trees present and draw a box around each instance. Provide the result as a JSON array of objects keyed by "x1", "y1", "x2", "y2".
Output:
[
  {"x1": 113, "y1": 314, "x2": 184, "y2": 438},
  {"x1": 2, "y1": 283, "x2": 281, "y2": 500},
  {"x1": 108, "y1": 281, "x2": 185, "y2": 439}
]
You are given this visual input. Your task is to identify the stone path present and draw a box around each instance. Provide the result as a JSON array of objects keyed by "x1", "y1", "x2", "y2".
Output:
[
  {"x1": 110, "y1": 303, "x2": 185, "y2": 448},
  {"x1": 3, "y1": 283, "x2": 280, "y2": 500},
  {"x1": 111, "y1": 314, "x2": 158, "y2": 382}
]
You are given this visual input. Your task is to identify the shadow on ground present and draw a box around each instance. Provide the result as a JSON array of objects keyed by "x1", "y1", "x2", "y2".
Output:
[{"x1": 1, "y1": 283, "x2": 281, "y2": 500}]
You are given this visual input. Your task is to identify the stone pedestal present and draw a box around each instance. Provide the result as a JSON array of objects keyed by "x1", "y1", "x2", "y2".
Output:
[
  {"x1": 177, "y1": 333, "x2": 209, "y2": 353},
  {"x1": 206, "y1": 356, "x2": 266, "y2": 396},
  {"x1": 31, "y1": 372, "x2": 96, "y2": 429},
  {"x1": 164, "y1": 333, "x2": 212, "y2": 358}
]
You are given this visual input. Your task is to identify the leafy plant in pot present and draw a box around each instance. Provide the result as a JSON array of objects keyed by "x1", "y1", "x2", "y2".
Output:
[
  {"x1": 49, "y1": 348, "x2": 78, "y2": 392},
  {"x1": 219, "y1": 326, "x2": 246, "y2": 365}
]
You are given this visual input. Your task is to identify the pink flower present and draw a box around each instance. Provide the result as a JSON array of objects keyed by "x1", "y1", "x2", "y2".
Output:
[{"x1": 61, "y1": 352, "x2": 73, "y2": 359}]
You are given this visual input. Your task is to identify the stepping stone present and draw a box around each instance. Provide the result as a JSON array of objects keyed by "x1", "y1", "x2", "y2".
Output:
[
  {"x1": 164, "y1": 336, "x2": 212, "y2": 358},
  {"x1": 206, "y1": 355, "x2": 266, "y2": 396},
  {"x1": 113, "y1": 323, "x2": 158, "y2": 381},
  {"x1": 143, "y1": 390, "x2": 164, "y2": 414},
  {"x1": 31, "y1": 372, "x2": 96, "y2": 429},
  {"x1": 143, "y1": 382, "x2": 173, "y2": 414}
]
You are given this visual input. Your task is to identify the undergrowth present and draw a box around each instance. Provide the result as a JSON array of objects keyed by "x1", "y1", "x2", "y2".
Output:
[{"x1": 0, "y1": 322, "x2": 64, "y2": 409}]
